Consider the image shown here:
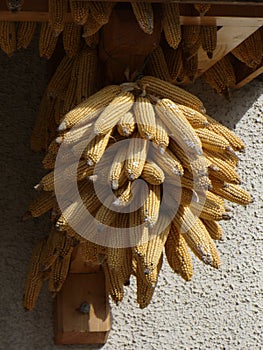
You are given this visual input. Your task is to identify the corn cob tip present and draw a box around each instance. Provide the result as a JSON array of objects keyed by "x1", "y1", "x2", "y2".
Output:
[
  {"x1": 56, "y1": 136, "x2": 63, "y2": 144},
  {"x1": 87, "y1": 159, "x2": 94, "y2": 166},
  {"x1": 159, "y1": 146, "x2": 165, "y2": 155},
  {"x1": 88, "y1": 175, "x2": 98, "y2": 182},
  {"x1": 58, "y1": 122, "x2": 67, "y2": 131},
  {"x1": 207, "y1": 52, "x2": 213, "y2": 59},
  {"x1": 34, "y1": 183, "x2": 42, "y2": 191},
  {"x1": 222, "y1": 213, "x2": 232, "y2": 220},
  {"x1": 111, "y1": 180, "x2": 119, "y2": 190},
  {"x1": 113, "y1": 198, "x2": 125, "y2": 207}
]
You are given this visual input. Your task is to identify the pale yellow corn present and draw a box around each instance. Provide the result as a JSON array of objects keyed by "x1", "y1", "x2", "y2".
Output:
[
  {"x1": 88, "y1": 2, "x2": 115, "y2": 26},
  {"x1": 166, "y1": 45, "x2": 185, "y2": 83},
  {"x1": 177, "y1": 104, "x2": 208, "y2": 128},
  {"x1": 113, "y1": 182, "x2": 133, "y2": 207},
  {"x1": 202, "y1": 219, "x2": 223, "y2": 240},
  {"x1": 152, "y1": 117, "x2": 169, "y2": 154},
  {"x1": 207, "y1": 153, "x2": 241, "y2": 184},
  {"x1": 134, "y1": 96, "x2": 156, "y2": 140},
  {"x1": 94, "y1": 91, "x2": 134, "y2": 135},
  {"x1": 85, "y1": 129, "x2": 112, "y2": 166},
  {"x1": 141, "y1": 184, "x2": 161, "y2": 228},
  {"x1": 141, "y1": 161, "x2": 165, "y2": 186},
  {"x1": 117, "y1": 111, "x2": 136, "y2": 137},
  {"x1": 195, "y1": 127, "x2": 231, "y2": 153},
  {"x1": 151, "y1": 146, "x2": 184, "y2": 177},
  {"x1": 0, "y1": 21, "x2": 16, "y2": 56},
  {"x1": 103, "y1": 261, "x2": 124, "y2": 304},
  {"x1": 109, "y1": 146, "x2": 127, "y2": 190},
  {"x1": 48, "y1": 253, "x2": 71, "y2": 292},
  {"x1": 125, "y1": 132, "x2": 148, "y2": 180}
]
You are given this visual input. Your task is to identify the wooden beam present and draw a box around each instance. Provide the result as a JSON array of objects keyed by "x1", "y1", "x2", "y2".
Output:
[
  {"x1": 197, "y1": 26, "x2": 261, "y2": 76},
  {"x1": 234, "y1": 59, "x2": 263, "y2": 88}
]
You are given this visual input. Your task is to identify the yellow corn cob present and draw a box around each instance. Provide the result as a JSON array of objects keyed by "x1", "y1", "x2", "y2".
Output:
[
  {"x1": 173, "y1": 207, "x2": 220, "y2": 268},
  {"x1": 146, "y1": 46, "x2": 172, "y2": 82},
  {"x1": 17, "y1": 22, "x2": 36, "y2": 49},
  {"x1": 202, "y1": 219, "x2": 223, "y2": 240},
  {"x1": 76, "y1": 47, "x2": 98, "y2": 104},
  {"x1": 48, "y1": 253, "x2": 71, "y2": 292},
  {"x1": 80, "y1": 240, "x2": 105, "y2": 264},
  {"x1": 194, "y1": 3, "x2": 211, "y2": 16},
  {"x1": 88, "y1": 2, "x2": 115, "y2": 26},
  {"x1": 165, "y1": 223, "x2": 193, "y2": 281},
  {"x1": 183, "y1": 52, "x2": 198, "y2": 82},
  {"x1": 82, "y1": 14, "x2": 103, "y2": 37},
  {"x1": 201, "y1": 25, "x2": 217, "y2": 59},
  {"x1": 39, "y1": 229, "x2": 62, "y2": 271},
  {"x1": 195, "y1": 127, "x2": 231, "y2": 153},
  {"x1": 125, "y1": 133, "x2": 148, "y2": 180},
  {"x1": 95, "y1": 195, "x2": 118, "y2": 232},
  {"x1": 162, "y1": 3, "x2": 181, "y2": 49},
  {"x1": 107, "y1": 245, "x2": 132, "y2": 285},
  {"x1": 36, "y1": 171, "x2": 55, "y2": 191},
  {"x1": 70, "y1": 0, "x2": 90, "y2": 25},
  {"x1": 113, "y1": 181, "x2": 133, "y2": 207},
  {"x1": 166, "y1": 45, "x2": 185, "y2": 83},
  {"x1": 48, "y1": 0, "x2": 67, "y2": 36},
  {"x1": 232, "y1": 29, "x2": 262, "y2": 69},
  {"x1": 62, "y1": 57, "x2": 80, "y2": 114},
  {"x1": 136, "y1": 253, "x2": 163, "y2": 308},
  {"x1": 205, "y1": 114, "x2": 245, "y2": 151},
  {"x1": 27, "y1": 192, "x2": 55, "y2": 218},
  {"x1": 84, "y1": 32, "x2": 99, "y2": 47},
  {"x1": 103, "y1": 261, "x2": 124, "y2": 304},
  {"x1": 204, "y1": 149, "x2": 239, "y2": 168},
  {"x1": 134, "y1": 96, "x2": 156, "y2": 140},
  {"x1": 207, "y1": 153, "x2": 241, "y2": 184},
  {"x1": 152, "y1": 117, "x2": 169, "y2": 154},
  {"x1": 23, "y1": 238, "x2": 46, "y2": 310},
  {"x1": 141, "y1": 184, "x2": 161, "y2": 228},
  {"x1": 117, "y1": 111, "x2": 136, "y2": 137},
  {"x1": 131, "y1": 2, "x2": 154, "y2": 35},
  {"x1": 109, "y1": 146, "x2": 127, "y2": 190},
  {"x1": 0, "y1": 21, "x2": 16, "y2": 56},
  {"x1": 94, "y1": 91, "x2": 134, "y2": 135},
  {"x1": 141, "y1": 161, "x2": 165, "y2": 186},
  {"x1": 202, "y1": 57, "x2": 236, "y2": 95},
  {"x1": 177, "y1": 104, "x2": 208, "y2": 128},
  {"x1": 56, "y1": 122, "x2": 93, "y2": 145},
  {"x1": 39, "y1": 22, "x2": 58, "y2": 59},
  {"x1": 85, "y1": 129, "x2": 112, "y2": 166},
  {"x1": 62, "y1": 22, "x2": 81, "y2": 57},
  {"x1": 6, "y1": 0, "x2": 24, "y2": 12},
  {"x1": 139, "y1": 76, "x2": 205, "y2": 113},
  {"x1": 151, "y1": 146, "x2": 184, "y2": 177},
  {"x1": 47, "y1": 55, "x2": 74, "y2": 98},
  {"x1": 42, "y1": 151, "x2": 57, "y2": 170},
  {"x1": 210, "y1": 178, "x2": 252, "y2": 205},
  {"x1": 155, "y1": 99, "x2": 203, "y2": 156},
  {"x1": 59, "y1": 85, "x2": 121, "y2": 131}
]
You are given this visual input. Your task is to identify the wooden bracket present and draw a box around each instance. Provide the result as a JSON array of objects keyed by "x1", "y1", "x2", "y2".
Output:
[{"x1": 54, "y1": 248, "x2": 111, "y2": 345}]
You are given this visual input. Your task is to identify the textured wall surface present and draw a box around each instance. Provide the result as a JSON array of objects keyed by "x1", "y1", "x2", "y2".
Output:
[{"x1": 0, "y1": 35, "x2": 262, "y2": 350}]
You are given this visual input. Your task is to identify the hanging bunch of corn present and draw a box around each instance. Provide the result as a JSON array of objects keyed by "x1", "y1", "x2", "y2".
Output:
[{"x1": 24, "y1": 75, "x2": 251, "y2": 310}]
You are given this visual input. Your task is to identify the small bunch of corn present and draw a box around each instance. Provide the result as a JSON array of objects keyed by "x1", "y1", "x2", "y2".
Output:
[{"x1": 24, "y1": 75, "x2": 251, "y2": 310}]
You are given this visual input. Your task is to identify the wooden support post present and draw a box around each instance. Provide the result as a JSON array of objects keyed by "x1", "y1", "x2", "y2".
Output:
[{"x1": 55, "y1": 247, "x2": 111, "y2": 345}]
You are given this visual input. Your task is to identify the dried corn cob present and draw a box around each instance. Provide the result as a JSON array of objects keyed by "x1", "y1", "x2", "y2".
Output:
[
  {"x1": 146, "y1": 46, "x2": 171, "y2": 82},
  {"x1": 39, "y1": 22, "x2": 58, "y2": 59},
  {"x1": 84, "y1": 32, "x2": 99, "y2": 47},
  {"x1": 17, "y1": 22, "x2": 36, "y2": 49},
  {"x1": 94, "y1": 91, "x2": 134, "y2": 135},
  {"x1": 151, "y1": 146, "x2": 184, "y2": 177},
  {"x1": 182, "y1": 25, "x2": 201, "y2": 50},
  {"x1": 48, "y1": 253, "x2": 71, "y2": 292},
  {"x1": 117, "y1": 111, "x2": 136, "y2": 137},
  {"x1": 85, "y1": 129, "x2": 112, "y2": 166},
  {"x1": 76, "y1": 47, "x2": 98, "y2": 104},
  {"x1": 40, "y1": 229, "x2": 63, "y2": 271},
  {"x1": 56, "y1": 122, "x2": 92, "y2": 145},
  {"x1": 62, "y1": 22, "x2": 81, "y2": 57},
  {"x1": 95, "y1": 195, "x2": 118, "y2": 231},
  {"x1": 177, "y1": 104, "x2": 208, "y2": 128},
  {"x1": 201, "y1": 25, "x2": 217, "y2": 59},
  {"x1": 194, "y1": 3, "x2": 211, "y2": 16},
  {"x1": 155, "y1": 98, "x2": 203, "y2": 156},
  {"x1": 113, "y1": 182, "x2": 133, "y2": 207},
  {"x1": 59, "y1": 85, "x2": 121, "y2": 131},
  {"x1": 134, "y1": 96, "x2": 156, "y2": 140},
  {"x1": 80, "y1": 240, "x2": 104, "y2": 264},
  {"x1": 210, "y1": 178, "x2": 252, "y2": 205},
  {"x1": 195, "y1": 127, "x2": 231, "y2": 153},
  {"x1": 23, "y1": 239, "x2": 46, "y2": 310},
  {"x1": 166, "y1": 45, "x2": 185, "y2": 83},
  {"x1": 139, "y1": 76, "x2": 206, "y2": 113},
  {"x1": 232, "y1": 29, "x2": 262, "y2": 69},
  {"x1": 165, "y1": 223, "x2": 193, "y2": 281},
  {"x1": 26, "y1": 191, "x2": 55, "y2": 218},
  {"x1": 125, "y1": 133, "x2": 148, "y2": 180},
  {"x1": 48, "y1": 0, "x2": 67, "y2": 36},
  {"x1": 82, "y1": 15, "x2": 103, "y2": 37},
  {"x1": 207, "y1": 153, "x2": 241, "y2": 184},
  {"x1": 141, "y1": 184, "x2": 161, "y2": 228},
  {"x1": 152, "y1": 118, "x2": 169, "y2": 154},
  {"x1": 183, "y1": 52, "x2": 198, "y2": 82},
  {"x1": 202, "y1": 219, "x2": 223, "y2": 240},
  {"x1": 141, "y1": 161, "x2": 165, "y2": 186},
  {"x1": 109, "y1": 146, "x2": 127, "y2": 190},
  {"x1": 204, "y1": 149, "x2": 239, "y2": 168},
  {"x1": 0, "y1": 21, "x2": 16, "y2": 56},
  {"x1": 70, "y1": 0, "x2": 90, "y2": 25},
  {"x1": 205, "y1": 114, "x2": 245, "y2": 151},
  {"x1": 162, "y1": 3, "x2": 181, "y2": 49},
  {"x1": 103, "y1": 261, "x2": 124, "y2": 304},
  {"x1": 131, "y1": 2, "x2": 154, "y2": 35},
  {"x1": 89, "y1": 2, "x2": 115, "y2": 26}
]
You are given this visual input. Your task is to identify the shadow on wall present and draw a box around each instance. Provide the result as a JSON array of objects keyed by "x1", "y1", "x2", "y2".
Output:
[{"x1": 186, "y1": 76, "x2": 263, "y2": 130}]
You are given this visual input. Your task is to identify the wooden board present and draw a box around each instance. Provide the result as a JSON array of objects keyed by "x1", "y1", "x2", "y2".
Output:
[{"x1": 55, "y1": 270, "x2": 111, "y2": 345}]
